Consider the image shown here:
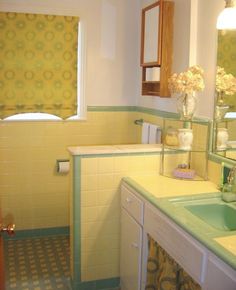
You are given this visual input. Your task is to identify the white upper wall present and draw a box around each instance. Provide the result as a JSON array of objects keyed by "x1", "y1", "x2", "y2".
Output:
[
  {"x1": 0, "y1": 0, "x2": 140, "y2": 106},
  {"x1": 0, "y1": 0, "x2": 225, "y2": 117},
  {"x1": 138, "y1": 0, "x2": 225, "y2": 119}
]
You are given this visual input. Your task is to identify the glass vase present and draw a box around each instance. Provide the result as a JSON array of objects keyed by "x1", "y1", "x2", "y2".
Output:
[
  {"x1": 177, "y1": 93, "x2": 197, "y2": 120},
  {"x1": 214, "y1": 91, "x2": 229, "y2": 120}
]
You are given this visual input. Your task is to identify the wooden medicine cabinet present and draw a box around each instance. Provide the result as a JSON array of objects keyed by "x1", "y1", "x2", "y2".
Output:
[{"x1": 141, "y1": 0, "x2": 174, "y2": 97}]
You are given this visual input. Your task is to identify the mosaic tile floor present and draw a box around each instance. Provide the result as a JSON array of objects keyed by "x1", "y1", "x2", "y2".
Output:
[{"x1": 4, "y1": 235, "x2": 72, "y2": 290}]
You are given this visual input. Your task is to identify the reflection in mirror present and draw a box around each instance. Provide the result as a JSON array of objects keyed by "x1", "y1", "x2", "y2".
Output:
[
  {"x1": 213, "y1": 30, "x2": 236, "y2": 161},
  {"x1": 214, "y1": 119, "x2": 236, "y2": 160},
  {"x1": 141, "y1": 1, "x2": 162, "y2": 66},
  {"x1": 144, "y1": 5, "x2": 159, "y2": 63},
  {"x1": 217, "y1": 30, "x2": 236, "y2": 111}
]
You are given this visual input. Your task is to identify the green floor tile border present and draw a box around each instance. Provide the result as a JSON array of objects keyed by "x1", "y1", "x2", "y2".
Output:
[
  {"x1": 3, "y1": 226, "x2": 69, "y2": 240},
  {"x1": 73, "y1": 277, "x2": 120, "y2": 290}
]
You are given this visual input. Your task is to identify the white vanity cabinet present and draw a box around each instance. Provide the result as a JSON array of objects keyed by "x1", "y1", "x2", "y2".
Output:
[
  {"x1": 120, "y1": 181, "x2": 236, "y2": 290},
  {"x1": 203, "y1": 254, "x2": 236, "y2": 290},
  {"x1": 120, "y1": 185, "x2": 144, "y2": 290}
]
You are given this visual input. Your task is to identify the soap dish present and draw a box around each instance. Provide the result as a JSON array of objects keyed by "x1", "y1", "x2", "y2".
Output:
[{"x1": 172, "y1": 167, "x2": 195, "y2": 179}]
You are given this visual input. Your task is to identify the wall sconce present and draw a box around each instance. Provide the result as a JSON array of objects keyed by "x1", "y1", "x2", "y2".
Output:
[{"x1": 217, "y1": 0, "x2": 236, "y2": 29}]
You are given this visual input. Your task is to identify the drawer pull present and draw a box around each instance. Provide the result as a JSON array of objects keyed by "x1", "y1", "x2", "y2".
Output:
[
  {"x1": 126, "y1": 197, "x2": 133, "y2": 203},
  {"x1": 131, "y1": 242, "x2": 139, "y2": 249}
]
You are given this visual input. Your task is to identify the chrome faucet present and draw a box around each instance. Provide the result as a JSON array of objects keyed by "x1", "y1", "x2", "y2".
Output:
[
  {"x1": 222, "y1": 166, "x2": 236, "y2": 202},
  {"x1": 227, "y1": 166, "x2": 236, "y2": 185}
]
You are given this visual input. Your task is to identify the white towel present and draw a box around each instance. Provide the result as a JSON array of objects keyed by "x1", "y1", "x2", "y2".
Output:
[
  {"x1": 156, "y1": 128, "x2": 162, "y2": 143},
  {"x1": 149, "y1": 124, "x2": 160, "y2": 144},
  {"x1": 141, "y1": 122, "x2": 150, "y2": 144}
]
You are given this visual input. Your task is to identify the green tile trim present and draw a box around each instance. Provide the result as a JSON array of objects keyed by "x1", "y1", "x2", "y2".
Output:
[
  {"x1": 87, "y1": 105, "x2": 210, "y2": 124},
  {"x1": 136, "y1": 106, "x2": 179, "y2": 118},
  {"x1": 71, "y1": 155, "x2": 121, "y2": 290},
  {"x1": 73, "y1": 156, "x2": 82, "y2": 285},
  {"x1": 79, "y1": 152, "x2": 162, "y2": 158},
  {"x1": 87, "y1": 105, "x2": 178, "y2": 118},
  {"x1": 73, "y1": 150, "x2": 188, "y2": 159},
  {"x1": 87, "y1": 106, "x2": 136, "y2": 112},
  {"x1": 3, "y1": 226, "x2": 69, "y2": 240},
  {"x1": 74, "y1": 277, "x2": 120, "y2": 290},
  {"x1": 208, "y1": 152, "x2": 236, "y2": 166},
  {"x1": 137, "y1": 106, "x2": 209, "y2": 123}
]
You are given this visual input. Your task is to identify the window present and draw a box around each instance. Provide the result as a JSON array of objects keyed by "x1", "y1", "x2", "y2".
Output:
[{"x1": 0, "y1": 12, "x2": 85, "y2": 121}]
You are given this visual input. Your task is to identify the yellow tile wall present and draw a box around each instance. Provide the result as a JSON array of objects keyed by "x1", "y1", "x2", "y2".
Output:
[
  {"x1": 80, "y1": 154, "x2": 160, "y2": 281},
  {"x1": 0, "y1": 108, "x2": 216, "y2": 234},
  {"x1": 208, "y1": 160, "x2": 222, "y2": 185},
  {"x1": 0, "y1": 111, "x2": 140, "y2": 230}
]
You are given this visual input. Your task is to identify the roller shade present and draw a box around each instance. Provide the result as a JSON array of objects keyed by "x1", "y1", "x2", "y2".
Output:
[{"x1": 0, "y1": 12, "x2": 79, "y2": 119}]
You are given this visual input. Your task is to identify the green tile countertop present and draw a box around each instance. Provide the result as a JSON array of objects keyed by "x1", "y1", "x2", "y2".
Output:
[{"x1": 122, "y1": 174, "x2": 236, "y2": 270}]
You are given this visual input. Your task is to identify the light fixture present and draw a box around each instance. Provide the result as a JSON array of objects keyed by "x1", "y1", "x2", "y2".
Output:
[{"x1": 217, "y1": 0, "x2": 236, "y2": 29}]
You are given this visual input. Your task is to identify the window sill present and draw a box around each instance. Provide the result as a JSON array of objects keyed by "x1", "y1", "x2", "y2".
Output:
[{"x1": 2, "y1": 113, "x2": 86, "y2": 122}]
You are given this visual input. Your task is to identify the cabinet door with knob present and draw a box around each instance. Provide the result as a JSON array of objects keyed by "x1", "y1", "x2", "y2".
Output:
[
  {"x1": 120, "y1": 208, "x2": 142, "y2": 290},
  {"x1": 120, "y1": 185, "x2": 144, "y2": 290}
]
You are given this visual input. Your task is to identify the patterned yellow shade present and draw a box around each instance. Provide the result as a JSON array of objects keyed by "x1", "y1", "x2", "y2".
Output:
[
  {"x1": 0, "y1": 12, "x2": 79, "y2": 119},
  {"x1": 145, "y1": 235, "x2": 201, "y2": 290}
]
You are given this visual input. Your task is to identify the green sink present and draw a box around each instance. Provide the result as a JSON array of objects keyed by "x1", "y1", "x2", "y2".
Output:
[{"x1": 185, "y1": 203, "x2": 236, "y2": 231}]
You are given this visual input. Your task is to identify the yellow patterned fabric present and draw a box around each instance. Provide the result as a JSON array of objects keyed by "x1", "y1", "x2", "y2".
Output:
[
  {"x1": 178, "y1": 268, "x2": 201, "y2": 290},
  {"x1": 217, "y1": 30, "x2": 236, "y2": 111},
  {"x1": 0, "y1": 12, "x2": 79, "y2": 119},
  {"x1": 145, "y1": 235, "x2": 201, "y2": 290}
]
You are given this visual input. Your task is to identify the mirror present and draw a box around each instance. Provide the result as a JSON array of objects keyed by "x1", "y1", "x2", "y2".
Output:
[
  {"x1": 141, "y1": 1, "x2": 162, "y2": 66},
  {"x1": 213, "y1": 30, "x2": 236, "y2": 161}
]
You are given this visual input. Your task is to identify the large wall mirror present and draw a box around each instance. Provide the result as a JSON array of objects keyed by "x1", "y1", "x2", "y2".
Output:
[{"x1": 213, "y1": 29, "x2": 236, "y2": 161}]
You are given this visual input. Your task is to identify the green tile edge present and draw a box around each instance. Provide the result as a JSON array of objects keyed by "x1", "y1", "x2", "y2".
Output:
[
  {"x1": 79, "y1": 152, "x2": 161, "y2": 158},
  {"x1": 3, "y1": 226, "x2": 69, "y2": 240},
  {"x1": 87, "y1": 105, "x2": 179, "y2": 118},
  {"x1": 74, "y1": 150, "x2": 187, "y2": 159},
  {"x1": 72, "y1": 156, "x2": 120, "y2": 290},
  {"x1": 73, "y1": 156, "x2": 82, "y2": 287},
  {"x1": 209, "y1": 152, "x2": 236, "y2": 166},
  {"x1": 87, "y1": 106, "x2": 136, "y2": 112},
  {"x1": 136, "y1": 106, "x2": 178, "y2": 118},
  {"x1": 87, "y1": 106, "x2": 209, "y2": 123}
]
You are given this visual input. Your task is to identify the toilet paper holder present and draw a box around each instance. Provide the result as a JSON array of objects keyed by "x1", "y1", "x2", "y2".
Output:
[{"x1": 56, "y1": 159, "x2": 70, "y2": 174}]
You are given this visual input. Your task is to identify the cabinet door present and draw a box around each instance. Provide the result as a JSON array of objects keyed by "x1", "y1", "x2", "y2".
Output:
[
  {"x1": 204, "y1": 255, "x2": 236, "y2": 290},
  {"x1": 120, "y1": 208, "x2": 142, "y2": 290}
]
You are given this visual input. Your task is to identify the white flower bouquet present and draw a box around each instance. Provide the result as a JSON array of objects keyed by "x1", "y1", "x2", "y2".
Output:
[
  {"x1": 168, "y1": 65, "x2": 205, "y2": 95},
  {"x1": 168, "y1": 65, "x2": 205, "y2": 120},
  {"x1": 216, "y1": 66, "x2": 236, "y2": 100}
]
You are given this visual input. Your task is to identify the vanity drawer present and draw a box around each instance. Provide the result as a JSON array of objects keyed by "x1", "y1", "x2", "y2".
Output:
[
  {"x1": 121, "y1": 185, "x2": 144, "y2": 226},
  {"x1": 144, "y1": 203, "x2": 206, "y2": 284}
]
